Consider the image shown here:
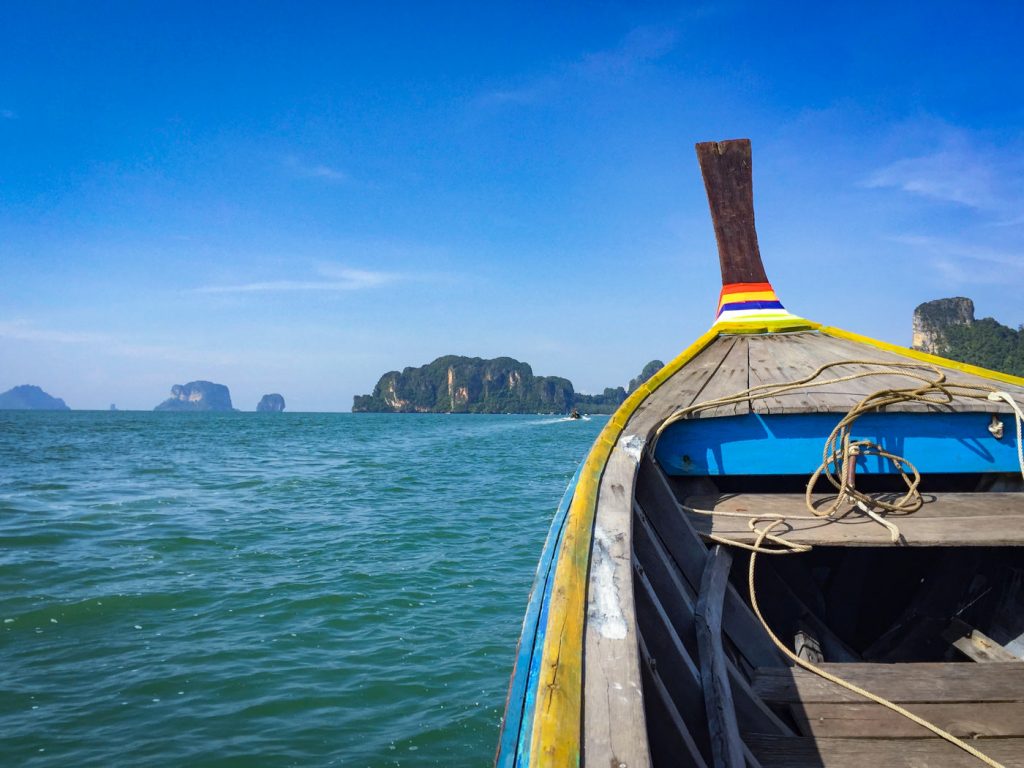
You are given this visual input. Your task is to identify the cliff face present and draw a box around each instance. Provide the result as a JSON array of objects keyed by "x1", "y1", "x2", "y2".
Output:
[
  {"x1": 628, "y1": 359, "x2": 665, "y2": 393},
  {"x1": 256, "y1": 394, "x2": 286, "y2": 413},
  {"x1": 353, "y1": 356, "x2": 575, "y2": 413},
  {"x1": 353, "y1": 356, "x2": 675, "y2": 414},
  {"x1": 912, "y1": 297, "x2": 975, "y2": 353},
  {"x1": 154, "y1": 381, "x2": 234, "y2": 412},
  {"x1": 911, "y1": 298, "x2": 1024, "y2": 376},
  {"x1": 0, "y1": 385, "x2": 70, "y2": 410}
]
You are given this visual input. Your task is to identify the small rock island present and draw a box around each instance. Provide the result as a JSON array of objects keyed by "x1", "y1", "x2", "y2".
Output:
[
  {"x1": 256, "y1": 394, "x2": 286, "y2": 413},
  {"x1": 0, "y1": 385, "x2": 70, "y2": 410},
  {"x1": 154, "y1": 381, "x2": 234, "y2": 412}
]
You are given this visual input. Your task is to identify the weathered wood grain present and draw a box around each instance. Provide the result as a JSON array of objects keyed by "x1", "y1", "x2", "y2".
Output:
[
  {"x1": 691, "y1": 336, "x2": 752, "y2": 419},
  {"x1": 788, "y1": 700, "x2": 1024, "y2": 739},
  {"x1": 644, "y1": 329, "x2": 1024, "y2": 420},
  {"x1": 584, "y1": 445, "x2": 649, "y2": 768},
  {"x1": 695, "y1": 139, "x2": 768, "y2": 286},
  {"x1": 634, "y1": 502, "x2": 792, "y2": 739},
  {"x1": 638, "y1": 633, "x2": 711, "y2": 768},
  {"x1": 682, "y1": 491, "x2": 1024, "y2": 547},
  {"x1": 695, "y1": 546, "x2": 746, "y2": 768},
  {"x1": 943, "y1": 618, "x2": 1021, "y2": 662},
  {"x1": 637, "y1": 456, "x2": 784, "y2": 669},
  {"x1": 746, "y1": 734, "x2": 1024, "y2": 767},
  {"x1": 753, "y1": 662, "x2": 1024, "y2": 704}
]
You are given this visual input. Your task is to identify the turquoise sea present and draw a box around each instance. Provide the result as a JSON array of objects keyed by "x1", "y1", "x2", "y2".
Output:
[{"x1": 0, "y1": 412, "x2": 605, "y2": 767}]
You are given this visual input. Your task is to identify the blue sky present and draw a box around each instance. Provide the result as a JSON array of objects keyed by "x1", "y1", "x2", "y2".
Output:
[{"x1": 2, "y1": 2, "x2": 1023, "y2": 411}]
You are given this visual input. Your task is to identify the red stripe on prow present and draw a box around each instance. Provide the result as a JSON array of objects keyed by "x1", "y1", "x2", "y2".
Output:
[{"x1": 720, "y1": 281, "x2": 774, "y2": 296}]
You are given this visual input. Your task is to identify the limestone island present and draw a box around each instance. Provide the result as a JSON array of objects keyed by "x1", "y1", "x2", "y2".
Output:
[
  {"x1": 913, "y1": 298, "x2": 1024, "y2": 376},
  {"x1": 352, "y1": 356, "x2": 663, "y2": 414},
  {"x1": 0, "y1": 385, "x2": 70, "y2": 410},
  {"x1": 256, "y1": 393, "x2": 286, "y2": 412},
  {"x1": 154, "y1": 381, "x2": 235, "y2": 412}
]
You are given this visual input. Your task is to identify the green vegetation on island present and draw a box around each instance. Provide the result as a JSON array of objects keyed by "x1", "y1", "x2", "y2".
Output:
[
  {"x1": 353, "y1": 356, "x2": 665, "y2": 414},
  {"x1": 912, "y1": 298, "x2": 1024, "y2": 377}
]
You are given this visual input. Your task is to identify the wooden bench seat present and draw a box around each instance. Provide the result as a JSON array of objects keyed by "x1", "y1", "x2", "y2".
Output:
[
  {"x1": 749, "y1": 662, "x2": 1024, "y2": 749},
  {"x1": 682, "y1": 492, "x2": 1024, "y2": 547},
  {"x1": 746, "y1": 734, "x2": 1024, "y2": 767},
  {"x1": 749, "y1": 662, "x2": 1024, "y2": 764}
]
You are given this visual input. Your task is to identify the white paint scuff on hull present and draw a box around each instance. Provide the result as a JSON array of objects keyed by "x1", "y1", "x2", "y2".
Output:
[{"x1": 589, "y1": 524, "x2": 628, "y2": 640}]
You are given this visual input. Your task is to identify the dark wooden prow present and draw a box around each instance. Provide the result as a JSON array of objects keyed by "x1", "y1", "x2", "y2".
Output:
[{"x1": 696, "y1": 139, "x2": 768, "y2": 286}]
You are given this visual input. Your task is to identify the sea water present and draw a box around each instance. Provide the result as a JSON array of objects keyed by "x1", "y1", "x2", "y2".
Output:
[{"x1": 0, "y1": 411, "x2": 605, "y2": 767}]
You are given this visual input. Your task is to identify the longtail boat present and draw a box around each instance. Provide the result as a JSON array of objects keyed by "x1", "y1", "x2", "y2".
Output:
[{"x1": 497, "y1": 139, "x2": 1024, "y2": 768}]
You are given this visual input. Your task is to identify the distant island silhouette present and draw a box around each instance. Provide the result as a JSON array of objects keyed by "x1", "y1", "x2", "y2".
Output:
[
  {"x1": 154, "y1": 381, "x2": 235, "y2": 412},
  {"x1": 0, "y1": 385, "x2": 70, "y2": 410},
  {"x1": 257, "y1": 394, "x2": 286, "y2": 413}
]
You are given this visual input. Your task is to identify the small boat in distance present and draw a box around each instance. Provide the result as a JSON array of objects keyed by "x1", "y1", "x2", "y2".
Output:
[
  {"x1": 568, "y1": 408, "x2": 582, "y2": 420},
  {"x1": 497, "y1": 140, "x2": 1024, "y2": 767}
]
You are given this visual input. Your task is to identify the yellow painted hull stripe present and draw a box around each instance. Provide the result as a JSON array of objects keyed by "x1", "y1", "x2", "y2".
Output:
[{"x1": 819, "y1": 325, "x2": 1024, "y2": 387}]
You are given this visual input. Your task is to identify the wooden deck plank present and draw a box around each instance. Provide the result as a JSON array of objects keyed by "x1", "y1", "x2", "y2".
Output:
[
  {"x1": 736, "y1": 330, "x2": 1024, "y2": 415},
  {"x1": 788, "y1": 701, "x2": 1024, "y2": 739},
  {"x1": 747, "y1": 334, "x2": 827, "y2": 415},
  {"x1": 746, "y1": 734, "x2": 1024, "y2": 768},
  {"x1": 753, "y1": 662, "x2": 1024, "y2": 704},
  {"x1": 690, "y1": 336, "x2": 752, "y2": 419},
  {"x1": 943, "y1": 618, "x2": 1022, "y2": 662},
  {"x1": 665, "y1": 336, "x2": 742, "y2": 413},
  {"x1": 584, "y1": 443, "x2": 650, "y2": 768},
  {"x1": 682, "y1": 492, "x2": 1024, "y2": 547}
]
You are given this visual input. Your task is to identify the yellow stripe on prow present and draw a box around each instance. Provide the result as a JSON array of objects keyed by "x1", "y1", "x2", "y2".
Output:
[{"x1": 819, "y1": 325, "x2": 1024, "y2": 388}]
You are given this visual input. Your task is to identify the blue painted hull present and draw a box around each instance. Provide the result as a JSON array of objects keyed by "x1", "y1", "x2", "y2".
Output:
[{"x1": 655, "y1": 412, "x2": 1019, "y2": 476}]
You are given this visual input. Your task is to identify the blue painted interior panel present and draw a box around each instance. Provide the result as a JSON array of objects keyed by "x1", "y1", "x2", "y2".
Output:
[{"x1": 654, "y1": 412, "x2": 1019, "y2": 476}]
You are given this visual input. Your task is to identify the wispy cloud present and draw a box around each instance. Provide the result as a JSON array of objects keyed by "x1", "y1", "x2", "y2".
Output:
[
  {"x1": 474, "y1": 24, "x2": 677, "y2": 110},
  {"x1": 0, "y1": 321, "x2": 106, "y2": 344},
  {"x1": 1, "y1": 109, "x2": 16, "y2": 120},
  {"x1": 866, "y1": 150, "x2": 999, "y2": 209},
  {"x1": 577, "y1": 25, "x2": 677, "y2": 78},
  {"x1": 284, "y1": 156, "x2": 349, "y2": 183},
  {"x1": 194, "y1": 266, "x2": 404, "y2": 294},
  {"x1": 864, "y1": 130, "x2": 1024, "y2": 215},
  {"x1": 890, "y1": 234, "x2": 1024, "y2": 285},
  {"x1": 0, "y1": 320, "x2": 240, "y2": 363}
]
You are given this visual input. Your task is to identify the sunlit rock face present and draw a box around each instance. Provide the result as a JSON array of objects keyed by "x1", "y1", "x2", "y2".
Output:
[
  {"x1": 352, "y1": 356, "x2": 575, "y2": 413},
  {"x1": 256, "y1": 394, "x2": 286, "y2": 413},
  {"x1": 154, "y1": 381, "x2": 234, "y2": 412},
  {"x1": 912, "y1": 298, "x2": 974, "y2": 353}
]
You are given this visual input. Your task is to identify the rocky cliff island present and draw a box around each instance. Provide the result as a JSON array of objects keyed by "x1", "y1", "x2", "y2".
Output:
[
  {"x1": 912, "y1": 298, "x2": 1024, "y2": 376},
  {"x1": 0, "y1": 385, "x2": 70, "y2": 410},
  {"x1": 154, "y1": 381, "x2": 235, "y2": 412},
  {"x1": 256, "y1": 394, "x2": 286, "y2": 413},
  {"x1": 353, "y1": 356, "x2": 664, "y2": 414}
]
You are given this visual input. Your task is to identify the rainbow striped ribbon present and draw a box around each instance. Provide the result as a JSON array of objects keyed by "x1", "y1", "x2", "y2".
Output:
[{"x1": 715, "y1": 281, "x2": 796, "y2": 323}]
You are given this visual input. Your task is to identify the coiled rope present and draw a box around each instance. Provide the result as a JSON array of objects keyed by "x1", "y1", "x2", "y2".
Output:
[{"x1": 654, "y1": 359, "x2": 1024, "y2": 767}]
